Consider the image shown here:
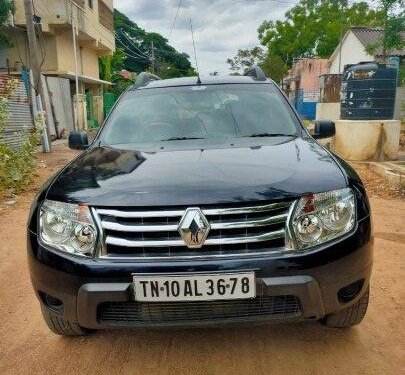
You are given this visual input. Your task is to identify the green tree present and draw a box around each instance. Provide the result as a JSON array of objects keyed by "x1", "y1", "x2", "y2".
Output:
[
  {"x1": 0, "y1": 0, "x2": 14, "y2": 47},
  {"x1": 261, "y1": 54, "x2": 289, "y2": 84},
  {"x1": 258, "y1": 0, "x2": 384, "y2": 66},
  {"x1": 365, "y1": 0, "x2": 404, "y2": 59},
  {"x1": 99, "y1": 48, "x2": 134, "y2": 96},
  {"x1": 114, "y1": 10, "x2": 194, "y2": 77},
  {"x1": 226, "y1": 47, "x2": 264, "y2": 74},
  {"x1": 99, "y1": 47, "x2": 126, "y2": 82},
  {"x1": 226, "y1": 47, "x2": 288, "y2": 82}
]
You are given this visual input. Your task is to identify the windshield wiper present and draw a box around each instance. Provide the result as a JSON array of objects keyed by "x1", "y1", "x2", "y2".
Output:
[
  {"x1": 243, "y1": 133, "x2": 296, "y2": 138},
  {"x1": 160, "y1": 136, "x2": 206, "y2": 141}
]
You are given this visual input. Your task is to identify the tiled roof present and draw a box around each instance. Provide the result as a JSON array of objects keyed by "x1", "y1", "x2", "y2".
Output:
[{"x1": 351, "y1": 27, "x2": 405, "y2": 56}]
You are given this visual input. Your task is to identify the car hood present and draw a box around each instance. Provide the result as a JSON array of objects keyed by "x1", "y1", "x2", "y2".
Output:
[{"x1": 46, "y1": 138, "x2": 347, "y2": 207}]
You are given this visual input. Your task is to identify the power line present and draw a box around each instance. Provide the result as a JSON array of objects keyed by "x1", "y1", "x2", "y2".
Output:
[
  {"x1": 115, "y1": 35, "x2": 151, "y2": 61},
  {"x1": 116, "y1": 37, "x2": 147, "y2": 58},
  {"x1": 119, "y1": 47, "x2": 150, "y2": 61},
  {"x1": 169, "y1": 0, "x2": 183, "y2": 40},
  {"x1": 117, "y1": 30, "x2": 150, "y2": 58}
]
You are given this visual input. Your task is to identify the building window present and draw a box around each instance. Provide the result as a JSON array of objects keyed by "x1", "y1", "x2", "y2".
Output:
[{"x1": 88, "y1": 0, "x2": 93, "y2": 9}]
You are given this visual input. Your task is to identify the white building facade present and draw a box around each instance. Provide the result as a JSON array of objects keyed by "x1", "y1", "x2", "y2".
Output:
[{"x1": 329, "y1": 30, "x2": 374, "y2": 74}]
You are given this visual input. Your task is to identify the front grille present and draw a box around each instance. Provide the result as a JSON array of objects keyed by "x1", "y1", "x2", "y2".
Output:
[
  {"x1": 94, "y1": 201, "x2": 293, "y2": 259},
  {"x1": 98, "y1": 295, "x2": 301, "y2": 324}
]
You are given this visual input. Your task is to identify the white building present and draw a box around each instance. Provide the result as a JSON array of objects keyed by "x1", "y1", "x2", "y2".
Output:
[{"x1": 329, "y1": 27, "x2": 405, "y2": 74}]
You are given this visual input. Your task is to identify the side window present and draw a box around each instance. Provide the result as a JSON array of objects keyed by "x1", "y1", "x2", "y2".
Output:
[{"x1": 88, "y1": 0, "x2": 93, "y2": 9}]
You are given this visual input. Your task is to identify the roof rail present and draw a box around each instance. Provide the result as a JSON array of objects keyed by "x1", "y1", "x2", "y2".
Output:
[
  {"x1": 244, "y1": 66, "x2": 267, "y2": 81},
  {"x1": 133, "y1": 72, "x2": 161, "y2": 88}
]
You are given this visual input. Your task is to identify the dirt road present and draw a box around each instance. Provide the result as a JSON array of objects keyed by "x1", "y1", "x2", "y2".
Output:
[{"x1": 0, "y1": 144, "x2": 404, "y2": 375}]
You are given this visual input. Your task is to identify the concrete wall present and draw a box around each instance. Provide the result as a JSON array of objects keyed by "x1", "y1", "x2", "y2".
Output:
[
  {"x1": 0, "y1": 31, "x2": 28, "y2": 71},
  {"x1": 78, "y1": 0, "x2": 115, "y2": 52},
  {"x1": 79, "y1": 47, "x2": 100, "y2": 78},
  {"x1": 286, "y1": 58, "x2": 329, "y2": 92},
  {"x1": 13, "y1": 0, "x2": 115, "y2": 55},
  {"x1": 394, "y1": 87, "x2": 405, "y2": 121},
  {"x1": 1, "y1": 30, "x2": 58, "y2": 72},
  {"x1": 329, "y1": 32, "x2": 374, "y2": 74},
  {"x1": 316, "y1": 103, "x2": 341, "y2": 121},
  {"x1": 41, "y1": 35, "x2": 59, "y2": 71},
  {"x1": 55, "y1": 31, "x2": 76, "y2": 73},
  {"x1": 332, "y1": 119, "x2": 401, "y2": 161},
  {"x1": 7, "y1": 2, "x2": 108, "y2": 80},
  {"x1": 102, "y1": 0, "x2": 114, "y2": 9},
  {"x1": 73, "y1": 94, "x2": 88, "y2": 130},
  {"x1": 4, "y1": 29, "x2": 100, "y2": 90},
  {"x1": 55, "y1": 31, "x2": 99, "y2": 78}
]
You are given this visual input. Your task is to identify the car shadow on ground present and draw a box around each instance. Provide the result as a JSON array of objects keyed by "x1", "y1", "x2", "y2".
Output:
[
  {"x1": 45, "y1": 321, "x2": 365, "y2": 374},
  {"x1": 58, "y1": 321, "x2": 361, "y2": 352}
]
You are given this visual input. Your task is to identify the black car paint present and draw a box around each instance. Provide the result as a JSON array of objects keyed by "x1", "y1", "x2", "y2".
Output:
[
  {"x1": 27, "y1": 77, "x2": 373, "y2": 329},
  {"x1": 44, "y1": 137, "x2": 348, "y2": 207}
]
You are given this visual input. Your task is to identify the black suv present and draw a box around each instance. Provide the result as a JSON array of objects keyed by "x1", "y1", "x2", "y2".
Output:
[{"x1": 28, "y1": 67, "x2": 373, "y2": 336}]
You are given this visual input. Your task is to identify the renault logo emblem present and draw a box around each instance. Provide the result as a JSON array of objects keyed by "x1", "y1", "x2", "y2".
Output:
[{"x1": 178, "y1": 208, "x2": 210, "y2": 248}]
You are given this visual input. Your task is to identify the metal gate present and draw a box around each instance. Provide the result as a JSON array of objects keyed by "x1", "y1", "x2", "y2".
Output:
[
  {"x1": 46, "y1": 76, "x2": 74, "y2": 135},
  {"x1": 0, "y1": 74, "x2": 34, "y2": 149},
  {"x1": 290, "y1": 89, "x2": 317, "y2": 120},
  {"x1": 85, "y1": 91, "x2": 99, "y2": 128},
  {"x1": 103, "y1": 92, "x2": 116, "y2": 118}
]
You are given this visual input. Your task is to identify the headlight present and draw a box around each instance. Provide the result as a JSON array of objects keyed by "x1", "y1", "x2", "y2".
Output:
[
  {"x1": 39, "y1": 200, "x2": 97, "y2": 257},
  {"x1": 289, "y1": 188, "x2": 355, "y2": 250}
]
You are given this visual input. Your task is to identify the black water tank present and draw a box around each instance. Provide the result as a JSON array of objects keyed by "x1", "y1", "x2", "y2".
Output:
[{"x1": 340, "y1": 62, "x2": 397, "y2": 120}]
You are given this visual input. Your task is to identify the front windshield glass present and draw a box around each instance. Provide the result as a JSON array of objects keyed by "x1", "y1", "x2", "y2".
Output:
[{"x1": 101, "y1": 83, "x2": 300, "y2": 145}]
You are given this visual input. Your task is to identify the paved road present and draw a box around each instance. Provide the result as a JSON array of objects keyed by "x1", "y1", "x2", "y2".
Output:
[{"x1": 0, "y1": 144, "x2": 404, "y2": 375}]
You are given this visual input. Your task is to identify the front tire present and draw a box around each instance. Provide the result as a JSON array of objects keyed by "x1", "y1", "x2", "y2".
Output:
[
  {"x1": 323, "y1": 286, "x2": 369, "y2": 328},
  {"x1": 41, "y1": 306, "x2": 91, "y2": 336}
]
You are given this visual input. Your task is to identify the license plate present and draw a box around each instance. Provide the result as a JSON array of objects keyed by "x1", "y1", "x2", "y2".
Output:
[{"x1": 133, "y1": 272, "x2": 256, "y2": 302}]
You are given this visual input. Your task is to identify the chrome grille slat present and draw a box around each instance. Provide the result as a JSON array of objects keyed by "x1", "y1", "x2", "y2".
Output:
[
  {"x1": 102, "y1": 221, "x2": 179, "y2": 232},
  {"x1": 97, "y1": 208, "x2": 184, "y2": 218},
  {"x1": 96, "y1": 201, "x2": 291, "y2": 219},
  {"x1": 105, "y1": 229, "x2": 285, "y2": 248},
  {"x1": 95, "y1": 201, "x2": 293, "y2": 259},
  {"x1": 100, "y1": 213, "x2": 288, "y2": 232}
]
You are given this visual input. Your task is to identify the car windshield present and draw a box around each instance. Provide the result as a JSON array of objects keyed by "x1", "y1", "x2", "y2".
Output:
[{"x1": 101, "y1": 83, "x2": 300, "y2": 145}]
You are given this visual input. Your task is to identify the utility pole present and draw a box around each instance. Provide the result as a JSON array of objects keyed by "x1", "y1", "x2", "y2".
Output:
[
  {"x1": 150, "y1": 41, "x2": 155, "y2": 74},
  {"x1": 338, "y1": 0, "x2": 344, "y2": 74},
  {"x1": 24, "y1": 0, "x2": 51, "y2": 152},
  {"x1": 71, "y1": 7, "x2": 79, "y2": 130}
]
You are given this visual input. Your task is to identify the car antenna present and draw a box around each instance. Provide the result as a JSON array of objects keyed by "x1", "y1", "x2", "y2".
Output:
[{"x1": 189, "y1": 18, "x2": 201, "y2": 85}]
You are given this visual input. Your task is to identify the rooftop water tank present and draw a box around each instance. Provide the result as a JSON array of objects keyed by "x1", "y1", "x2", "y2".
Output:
[{"x1": 340, "y1": 62, "x2": 397, "y2": 120}]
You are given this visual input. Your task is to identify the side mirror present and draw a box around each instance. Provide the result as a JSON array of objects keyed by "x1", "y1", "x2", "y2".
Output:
[
  {"x1": 68, "y1": 131, "x2": 89, "y2": 150},
  {"x1": 312, "y1": 120, "x2": 335, "y2": 139}
]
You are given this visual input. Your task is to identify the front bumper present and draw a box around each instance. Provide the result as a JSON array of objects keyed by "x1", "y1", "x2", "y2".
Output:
[{"x1": 28, "y1": 216, "x2": 373, "y2": 329}]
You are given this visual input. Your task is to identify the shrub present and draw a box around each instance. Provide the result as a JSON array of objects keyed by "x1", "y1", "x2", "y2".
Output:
[{"x1": 0, "y1": 78, "x2": 43, "y2": 194}]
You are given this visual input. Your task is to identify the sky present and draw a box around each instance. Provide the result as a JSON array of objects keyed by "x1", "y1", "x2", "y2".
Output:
[
  {"x1": 114, "y1": 0, "x2": 377, "y2": 75},
  {"x1": 114, "y1": 0, "x2": 296, "y2": 75}
]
